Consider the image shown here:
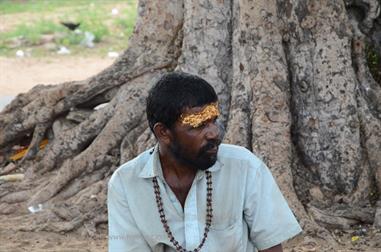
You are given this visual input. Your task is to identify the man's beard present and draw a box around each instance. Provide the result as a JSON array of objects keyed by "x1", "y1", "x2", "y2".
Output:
[{"x1": 169, "y1": 139, "x2": 221, "y2": 171}]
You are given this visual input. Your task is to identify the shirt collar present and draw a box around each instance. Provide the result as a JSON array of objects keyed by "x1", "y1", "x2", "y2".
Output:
[{"x1": 138, "y1": 144, "x2": 222, "y2": 179}]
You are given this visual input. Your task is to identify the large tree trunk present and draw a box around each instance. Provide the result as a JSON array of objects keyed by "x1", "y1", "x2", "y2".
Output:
[{"x1": 1, "y1": 0, "x2": 381, "y2": 248}]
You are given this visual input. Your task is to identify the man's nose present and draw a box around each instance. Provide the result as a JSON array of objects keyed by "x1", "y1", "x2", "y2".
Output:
[{"x1": 204, "y1": 121, "x2": 219, "y2": 140}]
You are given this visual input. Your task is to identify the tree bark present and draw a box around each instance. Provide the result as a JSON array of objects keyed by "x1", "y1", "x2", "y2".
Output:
[{"x1": 1, "y1": 0, "x2": 380, "y2": 246}]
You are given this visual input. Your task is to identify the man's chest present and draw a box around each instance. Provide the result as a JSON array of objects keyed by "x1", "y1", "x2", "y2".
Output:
[
  {"x1": 164, "y1": 175, "x2": 195, "y2": 208},
  {"x1": 125, "y1": 170, "x2": 249, "y2": 251}
]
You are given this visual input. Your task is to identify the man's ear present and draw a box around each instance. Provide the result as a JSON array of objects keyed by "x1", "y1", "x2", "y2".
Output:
[{"x1": 153, "y1": 122, "x2": 172, "y2": 145}]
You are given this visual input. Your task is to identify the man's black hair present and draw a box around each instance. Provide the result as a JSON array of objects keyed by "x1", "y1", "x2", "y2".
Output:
[{"x1": 146, "y1": 71, "x2": 218, "y2": 132}]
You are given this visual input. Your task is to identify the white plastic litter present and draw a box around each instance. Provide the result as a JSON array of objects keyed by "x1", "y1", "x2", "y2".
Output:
[
  {"x1": 107, "y1": 51, "x2": 119, "y2": 58},
  {"x1": 28, "y1": 204, "x2": 43, "y2": 213},
  {"x1": 111, "y1": 8, "x2": 119, "y2": 16},
  {"x1": 94, "y1": 103, "x2": 109, "y2": 110},
  {"x1": 57, "y1": 46, "x2": 71, "y2": 55},
  {"x1": 16, "y1": 50, "x2": 25, "y2": 57},
  {"x1": 81, "y1": 31, "x2": 95, "y2": 48}
]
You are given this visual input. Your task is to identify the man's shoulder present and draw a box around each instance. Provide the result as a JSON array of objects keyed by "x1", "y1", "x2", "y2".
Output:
[
  {"x1": 217, "y1": 144, "x2": 267, "y2": 175},
  {"x1": 218, "y1": 143, "x2": 262, "y2": 163},
  {"x1": 109, "y1": 147, "x2": 154, "y2": 184}
]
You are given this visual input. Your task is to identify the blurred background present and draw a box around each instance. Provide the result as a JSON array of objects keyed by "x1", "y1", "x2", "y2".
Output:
[{"x1": 0, "y1": 0, "x2": 138, "y2": 110}]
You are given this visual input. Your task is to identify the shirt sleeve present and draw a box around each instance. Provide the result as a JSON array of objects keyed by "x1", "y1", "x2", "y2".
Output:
[
  {"x1": 108, "y1": 172, "x2": 151, "y2": 252},
  {"x1": 243, "y1": 159, "x2": 302, "y2": 250}
]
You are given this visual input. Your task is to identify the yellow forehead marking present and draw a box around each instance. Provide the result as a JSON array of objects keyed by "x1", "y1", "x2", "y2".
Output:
[{"x1": 180, "y1": 103, "x2": 220, "y2": 128}]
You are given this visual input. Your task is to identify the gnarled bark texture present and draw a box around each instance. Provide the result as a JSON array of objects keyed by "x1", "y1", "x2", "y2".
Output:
[{"x1": 1, "y1": 0, "x2": 381, "y2": 248}]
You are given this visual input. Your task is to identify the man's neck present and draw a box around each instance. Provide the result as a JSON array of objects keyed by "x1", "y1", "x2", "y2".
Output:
[
  {"x1": 158, "y1": 144, "x2": 197, "y2": 180},
  {"x1": 158, "y1": 145, "x2": 197, "y2": 207}
]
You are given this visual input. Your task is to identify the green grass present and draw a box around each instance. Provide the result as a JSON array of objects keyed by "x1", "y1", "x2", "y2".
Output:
[
  {"x1": 0, "y1": 0, "x2": 129, "y2": 14},
  {"x1": 114, "y1": 5, "x2": 138, "y2": 39},
  {"x1": 1, "y1": 19, "x2": 63, "y2": 45},
  {"x1": 0, "y1": 0, "x2": 137, "y2": 57}
]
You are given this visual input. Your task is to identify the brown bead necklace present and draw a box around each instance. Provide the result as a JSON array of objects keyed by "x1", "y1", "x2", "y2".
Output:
[{"x1": 152, "y1": 171, "x2": 213, "y2": 252}]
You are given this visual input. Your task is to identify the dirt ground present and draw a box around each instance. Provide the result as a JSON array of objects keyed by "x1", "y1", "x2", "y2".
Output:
[
  {"x1": 0, "y1": 56, "x2": 114, "y2": 111},
  {"x1": 0, "y1": 48, "x2": 380, "y2": 252},
  {"x1": 0, "y1": 56, "x2": 114, "y2": 95}
]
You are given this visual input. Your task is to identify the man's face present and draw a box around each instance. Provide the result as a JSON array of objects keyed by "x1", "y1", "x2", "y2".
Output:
[{"x1": 168, "y1": 103, "x2": 223, "y2": 171}]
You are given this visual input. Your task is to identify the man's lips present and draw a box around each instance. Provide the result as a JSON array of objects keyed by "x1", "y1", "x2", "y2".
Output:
[{"x1": 205, "y1": 145, "x2": 218, "y2": 154}]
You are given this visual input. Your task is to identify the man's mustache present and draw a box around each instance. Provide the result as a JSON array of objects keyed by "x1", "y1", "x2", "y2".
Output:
[{"x1": 200, "y1": 137, "x2": 222, "y2": 153}]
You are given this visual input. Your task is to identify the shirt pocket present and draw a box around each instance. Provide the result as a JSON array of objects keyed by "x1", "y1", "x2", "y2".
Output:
[{"x1": 207, "y1": 220, "x2": 243, "y2": 251}]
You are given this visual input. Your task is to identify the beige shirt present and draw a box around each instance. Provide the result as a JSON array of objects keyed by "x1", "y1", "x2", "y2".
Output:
[{"x1": 108, "y1": 144, "x2": 302, "y2": 251}]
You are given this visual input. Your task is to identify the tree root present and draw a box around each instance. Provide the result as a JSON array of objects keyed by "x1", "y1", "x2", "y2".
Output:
[
  {"x1": 136, "y1": 127, "x2": 157, "y2": 156},
  {"x1": 34, "y1": 99, "x2": 118, "y2": 175},
  {"x1": 27, "y1": 72, "x2": 160, "y2": 207},
  {"x1": 1, "y1": 84, "x2": 57, "y2": 114},
  {"x1": 1, "y1": 190, "x2": 32, "y2": 204},
  {"x1": 308, "y1": 204, "x2": 375, "y2": 229},
  {"x1": 0, "y1": 81, "x2": 83, "y2": 148},
  {"x1": 55, "y1": 165, "x2": 110, "y2": 201},
  {"x1": 120, "y1": 121, "x2": 149, "y2": 164},
  {"x1": 0, "y1": 202, "x2": 24, "y2": 215},
  {"x1": 19, "y1": 122, "x2": 50, "y2": 164}
]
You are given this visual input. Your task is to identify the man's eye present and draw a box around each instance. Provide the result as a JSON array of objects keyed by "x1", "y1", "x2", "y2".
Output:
[{"x1": 197, "y1": 121, "x2": 207, "y2": 128}]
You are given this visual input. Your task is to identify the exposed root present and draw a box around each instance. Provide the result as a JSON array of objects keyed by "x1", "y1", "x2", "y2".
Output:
[
  {"x1": 136, "y1": 127, "x2": 157, "y2": 155},
  {"x1": 80, "y1": 213, "x2": 108, "y2": 237},
  {"x1": 70, "y1": 181, "x2": 104, "y2": 207},
  {"x1": 120, "y1": 121, "x2": 149, "y2": 164},
  {"x1": 0, "y1": 202, "x2": 24, "y2": 215},
  {"x1": 1, "y1": 84, "x2": 57, "y2": 114},
  {"x1": 0, "y1": 81, "x2": 83, "y2": 148},
  {"x1": 19, "y1": 122, "x2": 50, "y2": 164},
  {"x1": 78, "y1": 86, "x2": 119, "y2": 109},
  {"x1": 0, "y1": 162, "x2": 17, "y2": 175},
  {"x1": 28, "y1": 73, "x2": 160, "y2": 207},
  {"x1": 19, "y1": 214, "x2": 85, "y2": 233},
  {"x1": 51, "y1": 204, "x2": 81, "y2": 221},
  {"x1": 34, "y1": 99, "x2": 118, "y2": 175},
  {"x1": 55, "y1": 166, "x2": 109, "y2": 201},
  {"x1": 308, "y1": 204, "x2": 375, "y2": 229},
  {"x1": 0, "y1": 190, "x2": 32, "y2": 204}
]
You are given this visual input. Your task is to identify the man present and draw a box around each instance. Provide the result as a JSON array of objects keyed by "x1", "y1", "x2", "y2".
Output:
[{"x1": 108, "y1": 72, "x2": 302, "y2": 252}]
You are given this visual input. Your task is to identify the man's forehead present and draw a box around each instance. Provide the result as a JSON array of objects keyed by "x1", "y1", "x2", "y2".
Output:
[{"x1": 179, "y1": 102, "x2": 219, "y2": 128}]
